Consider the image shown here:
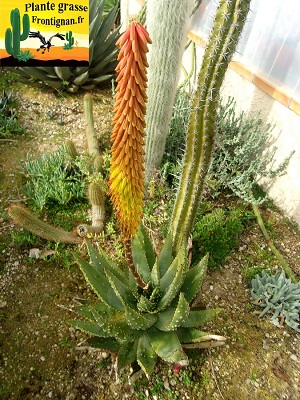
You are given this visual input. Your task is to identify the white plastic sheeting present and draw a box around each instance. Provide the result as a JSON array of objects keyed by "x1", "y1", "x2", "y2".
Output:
[{"x1": 191, "y1": 0, "x2": 300, "y2": 100}]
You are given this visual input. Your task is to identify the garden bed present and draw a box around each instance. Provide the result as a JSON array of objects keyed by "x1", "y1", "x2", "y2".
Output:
[{"x1": 0, "y1": 77, "x2": 300, "y2": 399}]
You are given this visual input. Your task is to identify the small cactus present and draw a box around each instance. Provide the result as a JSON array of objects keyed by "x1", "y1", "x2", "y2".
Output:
[
  {"x1": 64, "y1": 30, "x2": 75, "y2": 50},
  {"x1": 5, "y1": 8, "x2": 30, "y2": 58}
]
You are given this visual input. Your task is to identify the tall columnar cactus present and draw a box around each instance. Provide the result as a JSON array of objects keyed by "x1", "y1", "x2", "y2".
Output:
[
  {"x1": 171, "y1": 0, "x2": 251, "y2": 253},
  {"x1": 5, "y1": 8, "x2": 30, "y2": 57},
  {"x1": 144, "y1": 0, "x2": 194, "y2": 180}
]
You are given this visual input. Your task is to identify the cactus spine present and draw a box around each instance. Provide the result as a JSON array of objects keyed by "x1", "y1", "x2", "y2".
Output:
[
  {"x1": 5, "y1": 8, "x2": 30, "y2": 57},
  {"x1": 171, "y1": 0, "x2": 251, "y2": 253},
  {"x1": 144, "y1": 0, "x2": 194, "y2": 180}
]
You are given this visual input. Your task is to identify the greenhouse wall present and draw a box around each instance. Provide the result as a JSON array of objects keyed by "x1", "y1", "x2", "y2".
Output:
[{"x1": 122, "y1": 0, "x2": 300, "y2": 227}]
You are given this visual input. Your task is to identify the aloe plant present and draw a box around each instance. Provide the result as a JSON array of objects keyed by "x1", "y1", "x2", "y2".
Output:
[
  {"x1": 9, "y1": 0, "x2": 120, "y2": 92},
  {"x1": 71, "y1": 17, "x2": 225, "y2": 376},
  {"x1": 71, "y1": 228, "x2": 224, "y2": 375}
]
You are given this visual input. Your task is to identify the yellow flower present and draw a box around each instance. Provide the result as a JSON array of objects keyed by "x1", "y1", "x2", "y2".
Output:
[{"x1": 109, "y1": 19, "x2": 152, "y2": 239}]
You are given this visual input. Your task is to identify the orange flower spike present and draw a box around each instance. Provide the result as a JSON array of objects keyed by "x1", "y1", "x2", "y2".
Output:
[{"x1": 109, "y1": 18, "x2": 152, "y2": 239}]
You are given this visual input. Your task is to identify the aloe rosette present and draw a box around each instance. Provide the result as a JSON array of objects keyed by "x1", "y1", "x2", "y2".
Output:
[{"x1": 71, "y1": 226, "x2": 223, "y2": 375}]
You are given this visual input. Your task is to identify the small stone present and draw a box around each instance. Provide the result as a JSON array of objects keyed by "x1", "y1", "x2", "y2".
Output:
[
  {"x1": 170, "y1": 379, "x2": 177, "y2": 387},
  {"x1": 262, "y1": 340, "x2": 269, "y2": 350},
  {"x1": 290, "y1": 354, "x2": 297, "y2": 361},
  {"x1": 164, "y1": 380, "x2": 170, "y2": 390},
  {"x1": 40, "y1": 356, "x2": 45, "y2": 361}
]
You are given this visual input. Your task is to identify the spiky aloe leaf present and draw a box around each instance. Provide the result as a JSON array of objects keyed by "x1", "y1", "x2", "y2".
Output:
[
  {"x1": 132, "y1": 233, "x2": 151, "y2": 283},
  {"x1": 181, "y1": 308, "x2": 221, "y2": 328},
  {"x1": 75, "y1": 302, "x2": 109, "y2": 321},
  {"x1": 69, "y1": 320, "x2": 110, "y2": 337},
  {"x1": 75, "y1": 255, "x2": 124, "y2": 311},
  {"x1": 91, "y1": 307, "x2": 142, "y2": 341},
  {"x1": 85, "y1": 240, "x2": 127, "y2": 283},
  {"x1": 118, "y1": 341, "x2": 138, "y2": 369},
  {"x1": 157, "y1": 244, "x2": 187, "y2": 311},
  {"x1": 125, "y1": 305, "x2": 157, "y2": 330},
  {"x1": 176, "y1": 327, "x2": 209, "y2": 343},
  {"x1": 160, "y1": 244, "x2": 186, "y2": 292},
  {"x1": 156, "y1": 292, "x2": 190, "y2": 331},
  {"x1": 137, "y1": 335, "x2": 157, "y2": 376},
  {"x1": 137, "y1": 294, "x2": 157, "y2": 313},
  {"x1": 150, "y1": 260, "x2": 160, "y2": 287},
  {"x1": 157, "y1": 233, "x2": 173, "y2": 277},
  {"x1": 180, "y1": 253, "x2": 209, "y2": 303},
  {"x1": 104, "y1": 267, "x2": 137, "y2": 307},
  {"x1": 136, "y1": 225, "x2": 156, "y2": 269},
  {"x1": 147, "y1": 327, "x2": 188, "y2": 365},
  {"x1": 86, "y1": 336, "x2": 119, "y2": 351}
]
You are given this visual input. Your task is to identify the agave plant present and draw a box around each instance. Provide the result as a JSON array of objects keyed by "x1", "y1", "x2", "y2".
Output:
[
  {"x1": 9, "y1": 0, "x2": 120, "y2": 92},
  {"x1": 71, "y1": 227, "x2": 224, "y2": 375}
]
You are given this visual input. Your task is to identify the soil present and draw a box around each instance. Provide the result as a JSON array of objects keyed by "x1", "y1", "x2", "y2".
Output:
[{"x1": 0, "y1": 72, "x2": 300, "y2": 400}]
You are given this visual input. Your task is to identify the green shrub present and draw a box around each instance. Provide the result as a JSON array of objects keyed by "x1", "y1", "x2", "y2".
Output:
[
  {"x1": 208, "y1": 97, "x2": 294, "y2": 203},
  {"x1": 162, "y1": 94, "x2": 293, "y2": 204},
  {"x1": 192, "y1": 207, "x2": 244, "y2": 268}
]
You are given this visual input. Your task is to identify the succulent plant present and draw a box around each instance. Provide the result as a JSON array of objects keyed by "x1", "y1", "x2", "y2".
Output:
[
  {"x1": 8, "y1": 0, "x2": 120, "y2": 92},
  {"x1": 0, "y1": 90, "x2": 16, "y2": 112},
  {"x1": 71, "y1": 226, "x2": 224, "y2": 375},
  {"x1": 251, "y1": 270, "x2": 300, "y2": 332},
  {"x1": 170, "y1": 0, "x2": 251, "y2": 253},
  {"x1": 5, "y1": 8, "x2": 30, "y2": 58}
]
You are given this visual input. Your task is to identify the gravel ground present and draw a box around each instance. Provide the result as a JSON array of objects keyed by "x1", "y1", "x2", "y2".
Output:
[{"x1": 0, "y1": 81, "x2": 300, "y2": 399}]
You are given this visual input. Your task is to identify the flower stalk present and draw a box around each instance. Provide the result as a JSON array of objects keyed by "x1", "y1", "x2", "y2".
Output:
[{"x1": 109, "y1": 17, "x2": 151, "y2": 287}]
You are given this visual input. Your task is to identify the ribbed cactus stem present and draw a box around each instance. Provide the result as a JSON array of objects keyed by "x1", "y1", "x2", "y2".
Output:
[
  {"x1": 171, "y1": 0, "x2": 251, "y2": 253},
  {"x1": 8, "y1": 205, "x2": 82, "y2": 244},
  {"x1": 144, "y1": 0, "x2": 194, "y2": 180},
  {"x1": 84, "y1": 93, "x2": 100, "y2": 158},
  {"x1": 77, "y1": 182, "x2": 105, "y2": 237},
  {"x1": 93, "y1": 155, "x2": 104, "y2": 173},
  {"x1": 5, "y1": 8, "x2": 30, "y2": 57},
  {"x1": 89, "y1": 181, "x2": 105, "y2": 231},
  {"x1": 64, "y1": 140, "x2": 79, "y2": 159}
]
